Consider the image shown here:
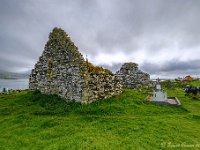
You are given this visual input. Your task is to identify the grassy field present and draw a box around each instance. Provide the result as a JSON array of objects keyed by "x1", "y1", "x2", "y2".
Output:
[{"x1": 0, "y1": 81, "x2": 200, "y2": 150}]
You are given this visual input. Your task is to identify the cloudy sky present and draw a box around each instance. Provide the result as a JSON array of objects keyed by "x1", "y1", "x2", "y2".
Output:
[{"x1": 0, "y1": 0, "x2": 200, "y2": 78}]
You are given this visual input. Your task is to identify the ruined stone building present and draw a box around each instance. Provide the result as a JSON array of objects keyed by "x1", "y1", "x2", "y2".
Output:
[
  {"x1": 29, "y1": 27, "x2": 122, "y2": 103},
  {"x1": 116, "y1": 62, "x2": 150, "y2": 88}
]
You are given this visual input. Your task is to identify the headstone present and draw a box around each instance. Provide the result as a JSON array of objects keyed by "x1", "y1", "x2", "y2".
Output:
[
  {"x1": 155, "y1": 83, "x2": 161, "y2": 91},
  {"x1": 152, "y1": 83, "x2": 167, "y2": 102},
  {"x1": 2, "y1": 88, "x2": 6, "y2": 93}
]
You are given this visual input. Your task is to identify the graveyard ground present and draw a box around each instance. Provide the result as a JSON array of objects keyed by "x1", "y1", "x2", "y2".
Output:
[{"x1": 0, "y1": 81, "x2": 200, "y2": 149}]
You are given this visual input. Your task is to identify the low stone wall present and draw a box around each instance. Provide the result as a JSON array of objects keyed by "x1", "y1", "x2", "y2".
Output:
[{"x1": 82, "y1": 73, "x2": 122, "y2": 103}]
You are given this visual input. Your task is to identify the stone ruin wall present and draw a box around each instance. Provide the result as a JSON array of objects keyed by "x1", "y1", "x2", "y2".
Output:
[
  {"x1": 29, "y1": 27, "x2": 122, "y2": 103},
  {"x1": 116, "y1": 62, "x2": 150, "y2": 88},
  {"x1": 82, "y1": 73, "x2": 122, "y2": 103}
]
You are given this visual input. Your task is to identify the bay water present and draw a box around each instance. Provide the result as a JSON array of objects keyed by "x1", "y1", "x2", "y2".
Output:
[{"x1": 0, "y1": 79, "x2": 29, "y2": 92}]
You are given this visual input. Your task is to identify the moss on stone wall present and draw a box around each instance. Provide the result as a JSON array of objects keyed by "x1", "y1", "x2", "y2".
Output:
[
  {"x1": 124, "y1": 62, "x2": 138, "y2": 69},
  {"x1": 49, "y1": 27, "x2": 69, "y2": 43},
  {"x1": 86, "y1": 62, "x2": 113, "y2": 75}
]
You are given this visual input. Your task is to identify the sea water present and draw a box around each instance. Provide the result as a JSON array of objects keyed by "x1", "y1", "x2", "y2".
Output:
[{"x1": 0, "y1": 79, "x2": 29, "y2": 91}]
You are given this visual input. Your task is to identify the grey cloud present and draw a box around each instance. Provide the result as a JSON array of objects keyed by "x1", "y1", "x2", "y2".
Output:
[
  {"x1": 141, "y1": 59, "x2": 200, "y2": 74},
  {"x1": 102, "y1": 59, "x2": 200, "y2": 79},
  {"x1": 0, "y1": 0, "x2": 200, "y2": 78},
  {"x1": 102, "y1": 63, "x2": 123, "y2": 73}
]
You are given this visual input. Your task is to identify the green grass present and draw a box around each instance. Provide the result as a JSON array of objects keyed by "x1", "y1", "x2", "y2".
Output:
[
  {"x1": 0, "y1": 83, "x2": 200, "y2": 150},
  {"x1": 189, "y1": 80, "x2": 200, "y2": 86}
]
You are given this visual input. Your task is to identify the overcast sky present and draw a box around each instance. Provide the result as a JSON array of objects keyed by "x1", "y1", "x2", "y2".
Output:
[{"x1": 0, "y1": 0, "x2": 200, "y2": 78}]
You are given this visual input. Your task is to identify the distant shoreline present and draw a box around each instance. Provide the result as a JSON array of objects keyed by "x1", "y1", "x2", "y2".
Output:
[
  {"x1": 0, "y1": 77, "x2": 29, "y2": 80},
  {"x1": 0, "y1": 78, "x2": 29, "y2": 90}
]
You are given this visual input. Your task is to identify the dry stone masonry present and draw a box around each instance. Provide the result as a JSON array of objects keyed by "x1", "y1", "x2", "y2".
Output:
[
  {"x1": 116, "y1": 62, "x2": 150, "y2": 88},
  {"x1": 29, "y1": 27, "x2": 122, "y2": 103}
]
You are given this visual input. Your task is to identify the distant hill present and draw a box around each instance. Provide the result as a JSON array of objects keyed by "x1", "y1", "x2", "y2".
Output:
[{"x1": 0, "y1": 70, "x2": 30, "y2": 79}]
